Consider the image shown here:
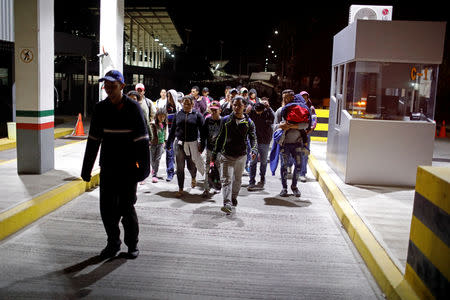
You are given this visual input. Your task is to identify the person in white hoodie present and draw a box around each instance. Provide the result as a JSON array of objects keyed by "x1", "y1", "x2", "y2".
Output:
[{"x1": 155, "y1": 89, "x2": 167, "y2": 111}]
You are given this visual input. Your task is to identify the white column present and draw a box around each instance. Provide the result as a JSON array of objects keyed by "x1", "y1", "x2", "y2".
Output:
[
  {"x1": 99, "y1": 0, "x2": 124, "y2": 100},
  {"x1": 137, "y1": 25, "x2": 141, "y2": 66},
  {"x1": 146, "y1": 32, "x2": 150, "y2": 67},
  {"x1": 151, "y1": 39, "x2": 154, "y2": 68},
  {"x1": 14, "y1": 0, "x2": 54, "y2": 174},
  {"x1": 129, "y1": 19, "x2": 133, "y2": 65}
]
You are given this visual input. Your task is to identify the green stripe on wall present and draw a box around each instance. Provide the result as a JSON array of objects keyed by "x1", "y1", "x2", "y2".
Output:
[{"x1": 16, "y1": 110, "x2": 54, "y2": 117}]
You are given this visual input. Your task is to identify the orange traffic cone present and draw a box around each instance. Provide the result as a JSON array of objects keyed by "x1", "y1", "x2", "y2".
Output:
[
  {"x1": 438, "y1": 121, "x2": 447, "y2": 138},
  {"x1": 72, "y1": 113, "x2": 86, "y2": 136}
]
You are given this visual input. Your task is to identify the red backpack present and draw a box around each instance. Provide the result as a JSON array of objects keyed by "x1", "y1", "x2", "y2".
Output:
[{"x1": 286, "y1": 105, "x2": 310, "y2": 123}]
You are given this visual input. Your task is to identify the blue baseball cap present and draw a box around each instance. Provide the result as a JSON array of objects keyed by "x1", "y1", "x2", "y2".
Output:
[{"x1": 99, "y1": 70, "x2": 125, "y2": 84}]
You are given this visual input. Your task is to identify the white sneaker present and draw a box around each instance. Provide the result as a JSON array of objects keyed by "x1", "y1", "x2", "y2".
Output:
[{"x1": 299, "y1": 176, "x2": 307, "y2": 183}]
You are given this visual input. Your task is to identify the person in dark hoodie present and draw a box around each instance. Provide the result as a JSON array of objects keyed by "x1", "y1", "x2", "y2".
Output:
[
  {"x1": 200, "y1": 100, "x2": 222, "y2": 197},
  {"x1": 247, "y1": 100, "x2": 275, "y2": 191},
  {"x1": 212, "y1": 96, "x2": 257, "y2": 214},
  {"x1": 167, "y1": 95, "x2": 205, "y2": 197},
  {"x1": 248, "y1": 88, "x2": 260, "y2": 104},
  {"x1": 81, "y1": 70, "x2": 150, "y2": 259}
]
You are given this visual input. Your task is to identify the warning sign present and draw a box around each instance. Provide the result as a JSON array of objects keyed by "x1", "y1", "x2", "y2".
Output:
[{"x1": 20, "y1": 48, "x2": 34, "y2": 63}]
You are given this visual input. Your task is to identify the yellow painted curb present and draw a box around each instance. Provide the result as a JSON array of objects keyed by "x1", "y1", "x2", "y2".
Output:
[
  {"x1": 308, "y1": 154, "x2": 420, "y2": 300},
  {"x1": 0, "y1": 128, "x2": 74, "y2": 151},
  {"x1": 0, "y1": 169, "x2": 100, "y2": 241},
  {"x1": 54, "y1": 128, "x2": 75, "y2": 139},
  {"x1": 0, "y1": 138, "x2": 16, "y2": 151}
]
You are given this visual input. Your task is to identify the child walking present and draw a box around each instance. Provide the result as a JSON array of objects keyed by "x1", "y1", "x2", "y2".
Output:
[{"x1": 149, "y1": 110, "x2": 167, "y2": 183}]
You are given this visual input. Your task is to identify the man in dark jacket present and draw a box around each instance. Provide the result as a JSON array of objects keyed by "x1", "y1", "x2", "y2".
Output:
[
  {"x1": 200, "y1": 100, "x2": 222, "y2": 197},
  {"x1": 212, "y1": 96, "x2": 257, "y2": 214},
  {"x1": 247, "y1": 100, "x2": 275, "y2": 190},
  {"x1": 81, "y1": 70, "x2": 150, "y2": 259}
]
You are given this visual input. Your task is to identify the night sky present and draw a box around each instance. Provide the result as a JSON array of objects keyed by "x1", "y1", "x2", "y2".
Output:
[
  {"x1": 168, "y1": 0, "x2": 450, "y2": 69},
  {"x1": 167, "y1": 0, "x2": 450, "y2": 120}
]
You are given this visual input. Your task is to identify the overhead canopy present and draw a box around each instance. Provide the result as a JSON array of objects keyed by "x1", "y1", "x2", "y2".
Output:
[{"x1": 124, "y1": 6, "x2": 183, "y2": 52}]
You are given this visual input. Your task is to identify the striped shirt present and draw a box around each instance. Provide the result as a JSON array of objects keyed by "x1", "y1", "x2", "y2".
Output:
[{"x1": 81, "y1": 95, "x2": 150, "y2": 179}]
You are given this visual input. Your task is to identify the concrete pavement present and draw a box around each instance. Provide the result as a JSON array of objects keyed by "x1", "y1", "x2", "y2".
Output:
[
  {"x1": 0, "y1": 139, "x2": 383, "y2": 299},
  {"x1": 0, "y1": 120, "x2": 448, "y2": 298}
]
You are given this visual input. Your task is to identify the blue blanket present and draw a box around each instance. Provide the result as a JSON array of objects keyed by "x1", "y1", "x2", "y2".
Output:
[{"x1": 269, "y1": 129, "x2": 284, "y2": 175}]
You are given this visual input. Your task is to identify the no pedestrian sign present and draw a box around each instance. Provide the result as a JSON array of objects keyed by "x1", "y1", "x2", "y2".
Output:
[{"x1": 19, "y1": 48, "x2": 34, "y2": 63}]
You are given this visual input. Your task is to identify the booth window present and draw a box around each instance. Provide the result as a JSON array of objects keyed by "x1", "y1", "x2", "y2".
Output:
[
  {"x1": 336, "y1": 94, "x2": 343, "y2": 125},
  {"x1": 345, "y1": 61, "x2": 438, "y2": 121}
]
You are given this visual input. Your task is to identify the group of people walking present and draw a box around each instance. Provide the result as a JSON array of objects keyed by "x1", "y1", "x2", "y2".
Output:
[{"x1": 80, "y1": 70, "x2": 317, "y2": 259}]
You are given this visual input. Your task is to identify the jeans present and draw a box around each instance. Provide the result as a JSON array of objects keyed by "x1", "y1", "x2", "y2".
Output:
[
  {"x1": 221, "y1": 154, "x2": 246, "y2": 205},
  {"x1": 280, "y1": 143, "x2": 303, "y2": 189},
  {"x1": 175, "y1": 141, "x2": 197, "y2": 190},
  {"x1": 204, "y1": 149, "x2": 221, "y2": 192},
  {"x1": 150, "y1": 144, "x2": 164, "y2": 177},
  {"x1": 165, "y1": 142, "x2": 175, "y2": 177},
  {"x1": 300, "y1": 135, "x2": 311, "y2": 176},
  {"x1": 245, "y1": 138, "x2": 251, "y2": 171},
  {"x1": 249, "y1": 143, "x2": 270, "y2": 185}
]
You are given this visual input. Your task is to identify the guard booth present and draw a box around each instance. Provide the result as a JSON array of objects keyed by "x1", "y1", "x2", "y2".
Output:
[{"x1": 326, "y1": 20, "x2": 446, "y2": 186}]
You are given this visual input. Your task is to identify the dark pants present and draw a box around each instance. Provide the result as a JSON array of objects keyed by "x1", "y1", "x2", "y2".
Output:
[
  {"x1": 300, "y1": 135, "x2": 311, "y2": 176},
  {"x1": 280, "y1": 143, "x2": 303, "y2": 189},
  {"x1": 175, "y1": 142, "x2": 197, "y2": 190},
  {"x1": 249, "y1": 143, "x2": 270, "y2": 185},
  {"x1": 165, "y1": 142, "x2": 175, "y2": 176},
  {"x1": 100, "y1": 172, "x2": 139, "y2": 249}
]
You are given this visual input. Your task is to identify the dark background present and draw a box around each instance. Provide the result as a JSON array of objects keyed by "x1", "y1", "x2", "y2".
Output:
[{"x1": 54, "y1": 0, "x2": 450, "y2": 121}]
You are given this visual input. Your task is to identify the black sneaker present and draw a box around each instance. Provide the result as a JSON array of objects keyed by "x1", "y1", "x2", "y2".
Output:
[
  {"x1": 256, "y1": 181, "x2": 265, "y2": 188},
  {"x1": 292, "y1": 187, "x2": 301, "y2": 197},
  {"x1": 100, "y1": 245, "x2": 120, "y2": 259},
  {"x1": 127, "y1": 247, "x2": 139, "y2": 259},
  {"x1": 247, "y1": 184, "x2": 257, "y2": 191},
  {"x1": 221, "y1": 203, "x2": 232, "y2": 214},
  {"x1": 279, "y1": 188, "x2": 288, "y2": 197},
  {"x1": 232, "y1": 198, "x2": 238, "y2": 206}
]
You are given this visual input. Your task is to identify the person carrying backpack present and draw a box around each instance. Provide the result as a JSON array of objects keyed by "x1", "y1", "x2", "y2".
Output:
[{"x1": 274, "y1": 89, "x2": 310, "y2": 198}]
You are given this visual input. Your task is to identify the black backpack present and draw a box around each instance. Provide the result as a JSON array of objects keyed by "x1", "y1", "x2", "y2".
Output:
[{"x1": 208, "y1": 163, "x2": 222, "y2": 190}]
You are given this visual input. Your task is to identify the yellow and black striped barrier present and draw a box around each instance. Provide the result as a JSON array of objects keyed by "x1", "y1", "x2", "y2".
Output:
[
  {"x1": 311, "y1": 109, "x2": 329, "y2": 142},
  {"x1": 405, "y1": 166, "x2": 450, "y2": 299}
]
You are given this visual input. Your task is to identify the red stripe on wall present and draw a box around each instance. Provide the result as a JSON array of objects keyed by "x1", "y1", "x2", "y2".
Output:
[{"x1": 16, "y1": 122, "x2": 54, "y2": 130}]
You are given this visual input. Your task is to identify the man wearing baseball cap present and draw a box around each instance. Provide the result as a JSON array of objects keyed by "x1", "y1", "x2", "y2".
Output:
[
  {"x1": 135, "y1": 83, "x2": 156, "y2": 122},
  {"x1": 81, "y1": 69, "x2": 150, "y2": 259}
]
